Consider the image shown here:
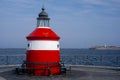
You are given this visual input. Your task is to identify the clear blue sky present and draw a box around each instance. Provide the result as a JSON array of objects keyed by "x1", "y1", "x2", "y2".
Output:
[{"x1": 0, "y1": 0, "x2": 120, "y2": 48}]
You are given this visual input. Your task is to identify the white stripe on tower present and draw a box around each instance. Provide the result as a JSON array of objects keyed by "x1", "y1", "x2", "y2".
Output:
[
  {"x1": 27, "y1": 40, "x2": 60, "y2": 50},
  {"x1": 37, "y1": 26, "x2": 50, "y2": 28}
]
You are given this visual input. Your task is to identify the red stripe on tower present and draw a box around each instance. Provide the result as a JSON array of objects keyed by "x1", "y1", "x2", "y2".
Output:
[{"x1": 26, "y1": 7, "x2": 61, "y2": 76}]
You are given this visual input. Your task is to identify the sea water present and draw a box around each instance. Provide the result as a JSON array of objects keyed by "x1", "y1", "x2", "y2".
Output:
[{"x1": 0, "y1": 48, "x2": 120, "y2": 67}]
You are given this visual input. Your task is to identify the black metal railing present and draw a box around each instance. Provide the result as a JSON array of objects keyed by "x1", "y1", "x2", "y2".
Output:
[
  {"x1": 0, "y1": 54, "x2": 26, "y2": 65},
  {"x1": 61, "y1": 55, "x2": 120, "y2": 67},
  {"x1": 0, "y1": 54, "x2": 120, "y2": 67}
]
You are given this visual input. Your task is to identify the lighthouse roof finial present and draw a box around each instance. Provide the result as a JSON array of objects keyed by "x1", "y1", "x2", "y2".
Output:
[{"x1": 42, "y1": 4, "x2": 45, "y2": 11}]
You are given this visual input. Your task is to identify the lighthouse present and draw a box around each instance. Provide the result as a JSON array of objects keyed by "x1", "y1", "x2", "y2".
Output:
[{"x1": 26, "y1": 7, "x2": 61, "y2": 76}]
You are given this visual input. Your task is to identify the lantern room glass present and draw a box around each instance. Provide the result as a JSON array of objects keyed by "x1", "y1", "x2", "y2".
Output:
[{"x1": 37, "y1": 19, "x2": 50, "y2": 27}]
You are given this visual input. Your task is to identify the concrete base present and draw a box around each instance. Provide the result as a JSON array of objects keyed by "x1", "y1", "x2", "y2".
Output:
[{"x1": 0, "y1": 65, "x2": 120, "y2": 80}]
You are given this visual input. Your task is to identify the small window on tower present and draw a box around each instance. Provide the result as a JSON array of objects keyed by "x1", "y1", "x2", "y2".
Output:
[
  {"x1": 57, "y1": 44, "x2": 59, "y2": 49},
  {"x1": 28, "y1": 43, "x2": 30, "y2": 48}
]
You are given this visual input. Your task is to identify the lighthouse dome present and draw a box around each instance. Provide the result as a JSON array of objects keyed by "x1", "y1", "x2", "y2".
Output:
[{"x1": 38, "y1": 7, "x2": 48, "y2": 18}]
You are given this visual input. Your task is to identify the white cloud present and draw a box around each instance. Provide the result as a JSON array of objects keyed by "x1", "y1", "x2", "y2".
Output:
[
  {"x1": 72, "y1": 0, "x2": 120, "y2": 16},
  {"x1": 74, "y1": 0, "x2": 108, "y2": 6},
  {"x1": 73, "y1": 0, "x2": 120, "y2": 9},
  {"x1": 1, "y1": 0, "x2": 39, "y2": 8}
]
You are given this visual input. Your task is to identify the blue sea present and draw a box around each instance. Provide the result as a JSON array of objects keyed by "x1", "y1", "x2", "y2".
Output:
[{"x1": 0, "y1": 48, "x2": 120, "y2": 67}]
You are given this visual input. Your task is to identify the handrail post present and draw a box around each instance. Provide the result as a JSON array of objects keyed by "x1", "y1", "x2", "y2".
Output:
[{"x1": 6, "y1": 56, "x2": 9, "y2": 65}]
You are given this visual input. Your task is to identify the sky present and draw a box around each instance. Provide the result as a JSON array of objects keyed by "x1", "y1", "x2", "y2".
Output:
[{"x1": 0, "y1": 0, "x2": 120, "y2": 48}]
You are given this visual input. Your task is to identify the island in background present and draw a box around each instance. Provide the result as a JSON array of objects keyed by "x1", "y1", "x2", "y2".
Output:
[{"x1": 89, "y1": 45, "x2": 120, "y2": 50}]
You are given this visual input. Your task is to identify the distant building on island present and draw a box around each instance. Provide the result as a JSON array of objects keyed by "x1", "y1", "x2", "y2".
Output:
[{"x1": 89, "y1": 45, "x2": 120, "y2": 50}]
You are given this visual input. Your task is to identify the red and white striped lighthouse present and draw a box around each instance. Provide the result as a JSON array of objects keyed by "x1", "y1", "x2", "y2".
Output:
[{"x1": 26, "y1": 7, "x2": 61, "y2": 76}]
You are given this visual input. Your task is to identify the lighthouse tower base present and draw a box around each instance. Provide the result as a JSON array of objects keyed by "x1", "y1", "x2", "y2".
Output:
[
  {"x1": 26, "y1": 50, "x2": 61, "y2": 76},
  {"x1": 26, "y1": 62, "x2": 61, "y2": 76}
]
